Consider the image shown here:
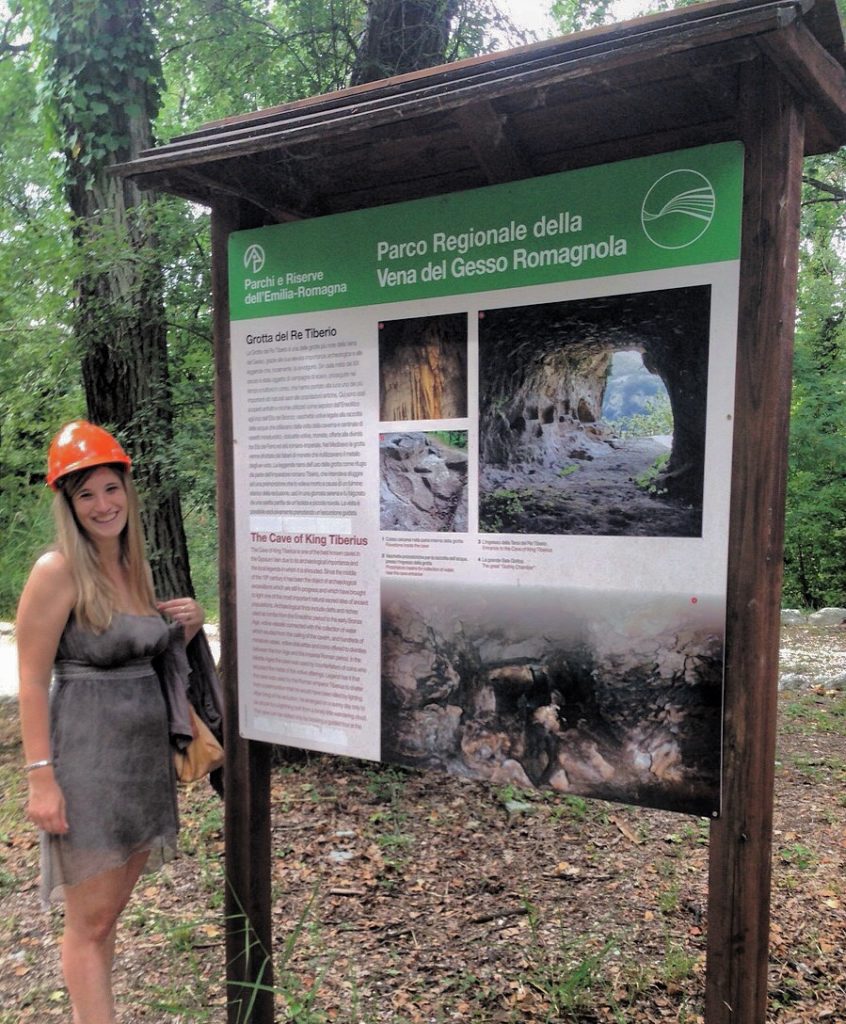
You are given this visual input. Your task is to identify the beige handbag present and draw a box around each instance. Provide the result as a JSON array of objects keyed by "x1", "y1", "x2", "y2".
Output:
[{"x1": 174, "y1": 705, "x2": 224, "y2": 784}]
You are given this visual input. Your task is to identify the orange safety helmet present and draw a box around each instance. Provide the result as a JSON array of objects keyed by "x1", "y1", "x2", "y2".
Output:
[{"x1": 46, "y1": 420, "x2": 132, "y2": 491}]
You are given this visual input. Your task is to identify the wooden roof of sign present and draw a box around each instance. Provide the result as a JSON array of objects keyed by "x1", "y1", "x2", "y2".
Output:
[{"x1": 120, "y1": 0, "x2": 846, "y2": 221}]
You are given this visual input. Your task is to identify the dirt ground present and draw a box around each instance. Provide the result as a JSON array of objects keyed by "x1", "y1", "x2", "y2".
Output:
[
  {"x1": 1, "y1": 623, "x2": 845, "y2": 1023},
  {"x1": 480, "y1": 436, "x2": 702, "y2": 537}
]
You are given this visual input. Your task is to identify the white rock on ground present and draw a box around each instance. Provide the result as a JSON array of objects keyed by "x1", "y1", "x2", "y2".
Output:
[
  {"x1": 0, "y1": 624, "x2": 18, "y2": 699},
  {"x1": 808, "y1": 607, "x2": 846, "y2": 626}
]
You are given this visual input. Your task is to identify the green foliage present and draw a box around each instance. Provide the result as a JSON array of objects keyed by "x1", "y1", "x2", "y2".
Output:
[
  {"x1": 779, "y1": 840, "x2": 818, "y2": 870},
  {"x1": 657, "y1": 935, "x2": 697, "y2": 987},
  {"x1": 479, "y1": 487, "x2": 527, "y2": 532},
  {"x1": 364, "y1": 763, "x2": 409, "y2": 804},
  {"x1": 2, "y1": 0, "x2": 845, "y2": 621},
  {"x1": 28, "y1": 0, "x2": 163, "y2": 176},
  {"x1": 0, "y1": 14, "x2": 84, "y2": 616},
  {"x1": 784, "y1": 152, "x2": 846, "y2": 608},
  {"x1": 782, "y1": 691, "x2": 846, "y2": 737},
  {"x1": 150, "y1": 195, "x2": 218, "y2": 610},
  {"x1": 154, "y1": 0, "x2": 530, "y2": 139},
  {"x1": 551, "y1": 0, "x2": 617, "y2": 33},
  {"x1": 0, "y1": 0, "x2": 546, "y2": 621},
  {"x1": 429, "y1": 429, "x2": 467, "y2": 450},
  {"x1": 155, "y1": 0, "x2": 362, "y2": 136},
  {"x1": 226, "y1": 885, "x2": 333, "y2": 1024},
  {"x1": 447, "y1": 0, "x2": 537, "y2": 55},
  {"x1": 634, "y1": 452, "x2": 670, "y2": 496},
  {"x1": 608, "y1": 392, "x2": 674, "y2": 439}
]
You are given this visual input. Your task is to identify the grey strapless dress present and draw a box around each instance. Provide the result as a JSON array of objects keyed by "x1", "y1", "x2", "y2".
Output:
[{"x1": 41, "y1": 613, "x2": 179, "y2": 904}]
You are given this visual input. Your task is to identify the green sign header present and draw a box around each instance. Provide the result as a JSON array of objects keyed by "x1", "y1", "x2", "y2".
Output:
[{"x1": 229, "y1": 142, "x2": 744, "y2": 319}]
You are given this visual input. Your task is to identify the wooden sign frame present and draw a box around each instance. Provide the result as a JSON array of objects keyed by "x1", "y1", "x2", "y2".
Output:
[{"x1": 120, "y1": 3, "x2": 846, "y2": 1020}]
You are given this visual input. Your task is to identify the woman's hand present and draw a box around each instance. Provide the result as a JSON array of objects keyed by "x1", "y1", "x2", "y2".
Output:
[
  {"x1": 26, "y1": 770, "x2": 69, "y2": 835},
  {"x1": 157, "y1": 597, "x2": 205, "y2": 643}
]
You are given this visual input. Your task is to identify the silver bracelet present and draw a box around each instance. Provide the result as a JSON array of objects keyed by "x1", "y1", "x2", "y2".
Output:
[{"x1": 24, "y1": 759, "x2": 53, "y2": 773}]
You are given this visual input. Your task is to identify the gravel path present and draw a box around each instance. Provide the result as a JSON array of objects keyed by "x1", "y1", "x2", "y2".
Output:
[
  {"x1": 1, "y1": 620, "x2": 842, "y2": 700},
  {"x1": 0, "y1": 625, "x2": 17, "y2": 699}
]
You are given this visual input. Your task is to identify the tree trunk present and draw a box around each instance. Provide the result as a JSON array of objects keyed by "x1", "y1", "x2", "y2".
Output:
[
  {"x1": 47, "y1": 0, "x2": 193, "y2": 601},
  {"x1": 351, "y1": 0, "x2": 459, "y2": 84}
]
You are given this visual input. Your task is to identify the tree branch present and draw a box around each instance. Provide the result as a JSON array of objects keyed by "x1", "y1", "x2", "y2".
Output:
[
  {"x1": 0, "y1": 15, "x2": 28, "y2": 59},
  {"x1": 802, "y1": 175, "x2": 846, "y2": 203}
]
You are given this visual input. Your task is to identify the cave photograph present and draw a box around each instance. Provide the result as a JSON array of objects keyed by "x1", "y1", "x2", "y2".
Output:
[
  {"x1": 478, "y1": 285, "x2": 712, "y2": 536},
  {"x1": 381, "y1": 578, "x2": 724, "y2": 816},
  {"x1": 379, "y1": 312, "x2": 468, "y2": 421},
  {"x1": 380, "y1": 431, "x2": 469, "y2": 532}
]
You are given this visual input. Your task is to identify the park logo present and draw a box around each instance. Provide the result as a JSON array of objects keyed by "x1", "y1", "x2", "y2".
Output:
[
  {"x1": 640, "y1": 169, "x2": 716, "y2": 250},
  {"x1": 244, "y1": 243, "x2": 266, "y2": 273}
]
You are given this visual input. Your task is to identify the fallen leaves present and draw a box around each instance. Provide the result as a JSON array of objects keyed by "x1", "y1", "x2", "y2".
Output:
[
  {"x1": 2, "y1": 677, "x2": 846, "y2": 1022},
  {"x1": 611, "y1": 815, "x2": 640, "y2": 844}
]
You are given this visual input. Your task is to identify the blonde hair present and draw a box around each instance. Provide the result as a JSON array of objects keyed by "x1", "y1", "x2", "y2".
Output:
[{"x1": 52, "y1": 465, "x2": 156, "y2": 632}]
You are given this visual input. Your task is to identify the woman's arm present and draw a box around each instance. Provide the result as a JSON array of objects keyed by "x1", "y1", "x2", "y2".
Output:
[{"x1": 17, "y1": 551, "x2": 76, "y2": 835}]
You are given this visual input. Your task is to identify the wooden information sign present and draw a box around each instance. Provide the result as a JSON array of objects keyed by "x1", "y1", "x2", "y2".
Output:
[{"x1": 120, "y1": 2, "x2": 846, "y2": 1020}]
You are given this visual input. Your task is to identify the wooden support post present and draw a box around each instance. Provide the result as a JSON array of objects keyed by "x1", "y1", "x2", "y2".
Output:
[
  {"x1": 705, "y1": 59, "x2": 805, "y2": 1023},
  {"x1": 212, "y1": 200, "x2": 276, "y2": 1024}
]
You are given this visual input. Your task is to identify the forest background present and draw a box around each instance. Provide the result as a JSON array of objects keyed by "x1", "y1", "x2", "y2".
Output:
[{"x1": 0, "y1": 0, "x2": 844, "y2": 619}]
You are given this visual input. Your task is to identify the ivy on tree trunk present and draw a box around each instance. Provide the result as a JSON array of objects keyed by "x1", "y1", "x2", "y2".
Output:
[{"x1": 42, "y1": 0, "x2": 193, "y2": 599}]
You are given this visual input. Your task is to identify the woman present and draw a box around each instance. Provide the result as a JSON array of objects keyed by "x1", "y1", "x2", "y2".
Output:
[{"x1": 17, "y1": 420, "x2": 204, "y2": 1024}]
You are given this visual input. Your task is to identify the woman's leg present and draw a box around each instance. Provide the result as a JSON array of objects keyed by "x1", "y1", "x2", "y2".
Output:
[{"x1": 62, "y1": 849, "x2": 150, "y2": 1024}]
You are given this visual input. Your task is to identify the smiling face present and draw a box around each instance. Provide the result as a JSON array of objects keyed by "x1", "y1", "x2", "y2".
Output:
[{"x1": 68, "y1": 466, "x2": 128, "y2": 546}]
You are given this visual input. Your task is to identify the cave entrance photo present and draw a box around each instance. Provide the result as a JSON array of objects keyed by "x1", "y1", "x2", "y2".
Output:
[{"x1": 478, "y1": 286, "x2": 711, "y2": 537}]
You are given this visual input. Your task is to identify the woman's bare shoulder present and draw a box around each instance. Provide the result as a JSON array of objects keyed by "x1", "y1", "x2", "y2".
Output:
[
  {"x1": 31, "y1": 549, "x2": 73, "y2": 580},
  {"x1": 22, "y1": 551, "x2": 76, "y2": 606}
]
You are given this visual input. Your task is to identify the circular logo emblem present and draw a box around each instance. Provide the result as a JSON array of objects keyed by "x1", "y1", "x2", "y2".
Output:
[
  {"x1": 244, "y1": 243, "x2": 266, "y2": 273},
  {"x1": 641, "y1": 169, "x2": 716, "y2": 250}
]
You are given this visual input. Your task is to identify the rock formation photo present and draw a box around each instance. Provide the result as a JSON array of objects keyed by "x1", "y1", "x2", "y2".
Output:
[
  {"x1": 380, "y1": 432, "x2": 469, "y2": 532},
  {"x1": 381, "y1": 579, "x2": 723, "y2": 815},
  {"x1": 379, "y1": 312, "x2": 468, "y2": 421}
]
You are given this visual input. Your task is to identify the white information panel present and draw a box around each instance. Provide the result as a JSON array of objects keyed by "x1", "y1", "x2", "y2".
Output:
[{"x1": 229, "y1": 143, "x2": 744, "y2": 814}]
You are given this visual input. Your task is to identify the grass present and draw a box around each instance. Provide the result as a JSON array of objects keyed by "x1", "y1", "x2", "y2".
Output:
[
  {"x1": 179, "y1": 799, "x2": 226, "y2": 906},
  {"x1": 789, "y1": 752, "x2": 846, "y2": 783},
  {"x1": 224, "y1": 887, "x2": 341, "y2": 1024},
  {"x1": 191, "y1": 787, "x2": 707, "y2": 1024},
  {"x1": 364, "y1": 765, "x2": 413, "y2": 867},
  {"x1": 515, "y1": 900, "x2": 701, "y2": 1023},
  {"x1": 658, "y1": 880, "x2": 682, "y2": 914},
  {"x1": 778, "y1": 841, "x2": 818, "y2": 871},
  {"x1": 657, "y1": 936, "x2": 698, "y2": 987},
  {"x1": 545, "y1": 792, "x2": 610, "y2": 826},
  {"x1": 522, "y1": 898, "x2": 619, "y2": 1019},
  {"x1": 782, "y1": 692, "x2": 846, "y2": 736}
]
